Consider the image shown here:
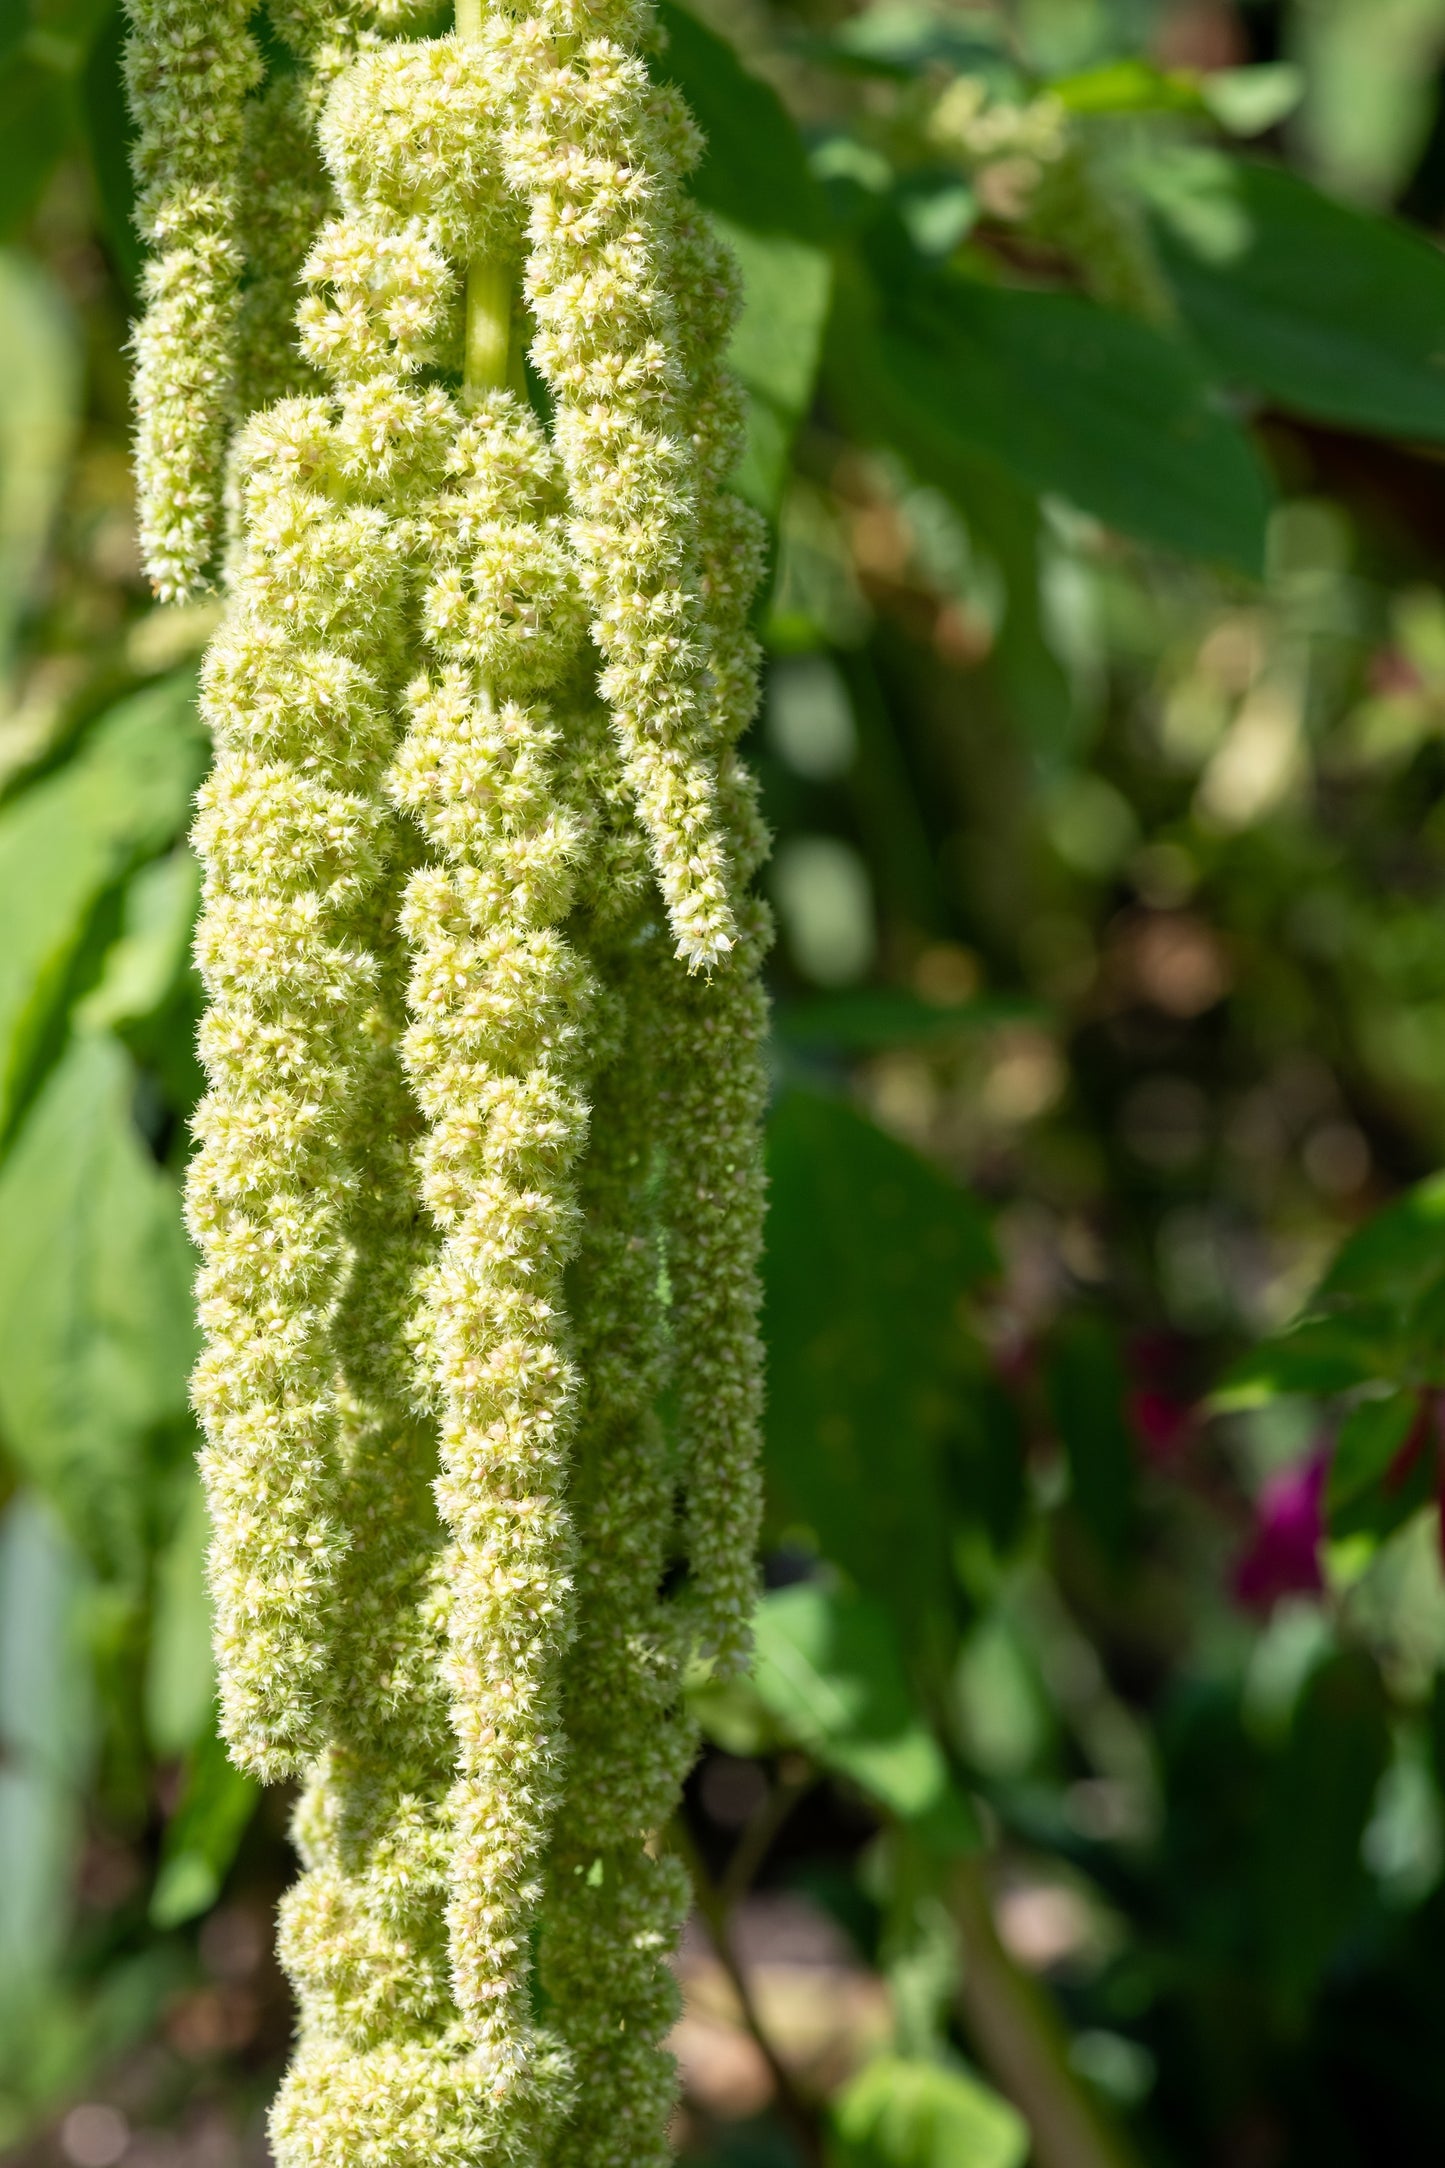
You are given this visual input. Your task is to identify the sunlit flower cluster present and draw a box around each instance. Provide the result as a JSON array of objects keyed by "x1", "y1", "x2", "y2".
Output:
[{"x1": 131, "y1": 1, "x2": 770, "y2": 2157}]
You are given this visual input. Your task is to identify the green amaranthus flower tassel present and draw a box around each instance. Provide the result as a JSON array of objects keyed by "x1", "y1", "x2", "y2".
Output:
[{"x1": 133, "y1": 0, "x2": 771, "y2": 2157}]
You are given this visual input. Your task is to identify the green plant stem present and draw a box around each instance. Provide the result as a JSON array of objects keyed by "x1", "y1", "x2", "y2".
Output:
[
  {"x1": 455, "y1": 0, "x2": 510, "y2": 405},
  {"x1": 671, "y1": 1815, "x2": 828, "y2": 2168},
  {"x1": 949, "y1": 1860, "x2": 1145, "y2": 2168}
]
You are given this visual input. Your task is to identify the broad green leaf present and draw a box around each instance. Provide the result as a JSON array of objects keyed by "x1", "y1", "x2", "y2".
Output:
[
  {"x1": 1047, "y1": 1314, "x2": 1136, "y2": 1569},
  {"x1": 655, "y1": 1, "x2": 828, "y2": 242},
  {"x1": 0, "y1": 669, "x2": 205, "y2": 1135},
  {"x1": 0, "y1": 251, "x2": 80, "y2": 677},
  {"x1": 833, "y1": 2053, "x2": 1029, "y2": 2168},
  {"x1": 873, "y1": 269, "x2": 1270, "y2": 573},
  {"x1": 825, "y1": 261, "x2": 1074, "y2": 755},
  {"x1": 145, "y1": 1470, "x2": 214, "y2": 1758},
  {"x1": 0, "y1": 1496, "x2": 92, "y2": 2034},
  {"x1": 0, "y1": 1033, "x2": 195, "y2": 1581},
  {"x1": 1257, "y1": 1649, "x2": 1390, "y2": 2009},
  {"x1": 1146, "y1": 155, "x2": 1445, "y2": 442},
  {"x1": 718, "y1": 215, "x2": 832, "y2": 515},
  {"x1": 751, "y1": 1582, "x2": 977, "y2": 1848},
  {"x1": 150, "y1": 1722, "x2": 258, "y2": 1929},
  {"x1": 1327, "y1": 1391, "x2": 1434, "y2": 1546},
  {"x1": 765, "y1": 1089, "x2": 995, "y2": 1651}
]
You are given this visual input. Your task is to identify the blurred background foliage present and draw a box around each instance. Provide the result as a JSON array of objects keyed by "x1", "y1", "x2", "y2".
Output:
[{"x1": 10, "y1": 1, "x2": 1445, "y2": 2165}]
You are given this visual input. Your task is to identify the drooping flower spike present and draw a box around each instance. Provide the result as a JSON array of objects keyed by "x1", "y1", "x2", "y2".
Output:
[{"x1": 131, "y1": 2, "x2": 772, "y2": 2159}]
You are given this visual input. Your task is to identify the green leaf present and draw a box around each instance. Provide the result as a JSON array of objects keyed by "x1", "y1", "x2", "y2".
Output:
[
  {"x1": 0, "y1": 251, "x2": 80, "y2": 676},
  {"x1": 764, "y1": 1089, "x2": 995, "y2": 1652},
  {"x1": 717, "y1": 215, "x2": 832, "y2": 515},
  {"x1": 145, "y1": 1470, "x2": 214, "y2": 1758},
  {"x1": 0, "y1": 1033, "x2": 196, "y2": 1582},
  {"x1": 751, "y1": 1583, "x2": 977, "y2": 1849},
  {"x1": 150, "y1": 1722, "x2": 258, "y2": 1929},
  {"x1": 80, "y1": 2, "x2": 140, "y2": 295},
  {"x1": 0, "y1": 669, "x2": 205, "y2": 1135},
  {"x1": 1327, "y1": 1391, "x2": 1434, "y2": 1546},
  {"x1": 655, "y1": 1, "x2": 828, "y2": 242},
  {"x1": 873, "y1": 269, "x2": 1271, "y2": 573},
  {"x1": 0, "y1": 56, "x2": 72, "y2": 238},
  {"x1": 1146, "y1": 155, "x2": 1445, "y2": 443},
  {"x1": 1316, "y1": 1172, "x2": 1445, "y2": 1307},
  {"x1": 0, "y1": 1496, "x2": 92, "y2": 2032},
  {"x1": 833, "y1": 2053, "x2": 1029, "y2": 2168},
  {"x1": 1257, "y1": 1649, "x2": 1390, "y2": 2009},
  {"x1": 1046, "y1": 1314, "x2": 1136, "y2": 1570},
  {"x1": 1212, "y1": 1316, "x2": 1387, "y2": 1409}
]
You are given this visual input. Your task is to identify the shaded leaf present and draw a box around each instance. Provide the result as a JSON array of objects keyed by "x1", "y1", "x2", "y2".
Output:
[
  {"x1": 150, "y1": 1722, "x2": 258, "y2": 1929},
  {"x1": 751, "y1": 1582, "x2": 977, "y2": 1849},
  {"x1": 1257, "y1": 1649, "x2": 1390, "y2": 2009},
  {"x1": 655, "y1": 0, "x2": 828, "y2": 242},
  {"x1": 1047, "y1": 1314, "x2": 1136, "y2": 1569},
  {"x1": 764, "y1": 1089, "x2": 995, "y2": 1654},
  {"x1": 0, "y1": 1033, "x2": 195, "y2": 1582},
  {"x1": 145, "y1": 1471, "x2": 213, "y2": 1759},
  {"x1": 872, "y1": 267, "x2": 1271, "y2": 573},
  {"x1": 1147, "y1": 154, "x2": 1445, "y2": 442},
  {"x1": 718, "y1": 215, "x2": 832, "y2": 515}
]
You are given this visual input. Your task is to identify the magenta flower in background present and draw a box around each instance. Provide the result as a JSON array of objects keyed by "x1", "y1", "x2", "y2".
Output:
[{"x1": 1233, "y1": 1453, "x2": 1328, "y2": 1612}]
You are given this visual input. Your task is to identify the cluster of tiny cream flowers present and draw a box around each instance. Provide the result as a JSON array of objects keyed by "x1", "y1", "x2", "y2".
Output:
[{"x1": 131, "y1": 1, "x2": 772, "y2": 2160}]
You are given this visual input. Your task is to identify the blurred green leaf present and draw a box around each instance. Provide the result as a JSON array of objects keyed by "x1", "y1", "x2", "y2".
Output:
[
  {"x1": 145, "y1": 1469, "x2": 213, "y2": 1759},
  {"x1": 872, "y1": 269, "x2": 1271, "y2": 574},
  {"x1": 1147, "y1": 155, "x2": 1445, "y2": 442},
  {"x1": 1258, "y1": 1648, "x2": 1390, "y2": 2009},
  {"x1": 656, "y1": 0, "x2": 828, "y2": 241},
  {"x1": 1316, "y1": 1172, "x2": 1445, "y2": 1306},
  {"x1": 0, "y1": 1495, "x2": 92, "y2": 2050},
  {"x1": 80, "y1": 1, "x2": 140, "y2": 295},
  {"x1": 150, "y1": 1721, "x2": 258, "y2": 1929},
  {"x1": 0, "y1": 670, "x2": 205, "y2": 1136},
  {"x1": 0, "y1": 57, "x2": 71, "y2": 238},
  {"x1": 718, "y1": 215, "x2": 832, "y2": 516},
  {"x1": 832, "y1": 2052, "x2": 1029, "y2": 2168},
  {"x1": 751, "y1": 1582, "x2": 977, "y2": 1848},
  {"x1": 1047, "y1": 1314, "x2": 1137, "y2": 1570},
  {"x1": 1327, "y1": 1390, "x2": 1420, "y2": 1540},
  {"x1": 764, "y1": 1089, "x2": 996, "y2": 1655},
  {"x1": 0, "y1": 250, "x2": 80, "y2": 676},
  {"x1": 1213, "y1": 1317, "x2": 1390, "y2": 1409},
  {"x1": 0, "y1": 1033, "x2": 195, "y2": 1582}
]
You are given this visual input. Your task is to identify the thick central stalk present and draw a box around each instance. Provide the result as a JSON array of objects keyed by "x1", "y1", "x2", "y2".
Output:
[{"x1": 456, "y1": 0, "x2": 511, "y2": 401}]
